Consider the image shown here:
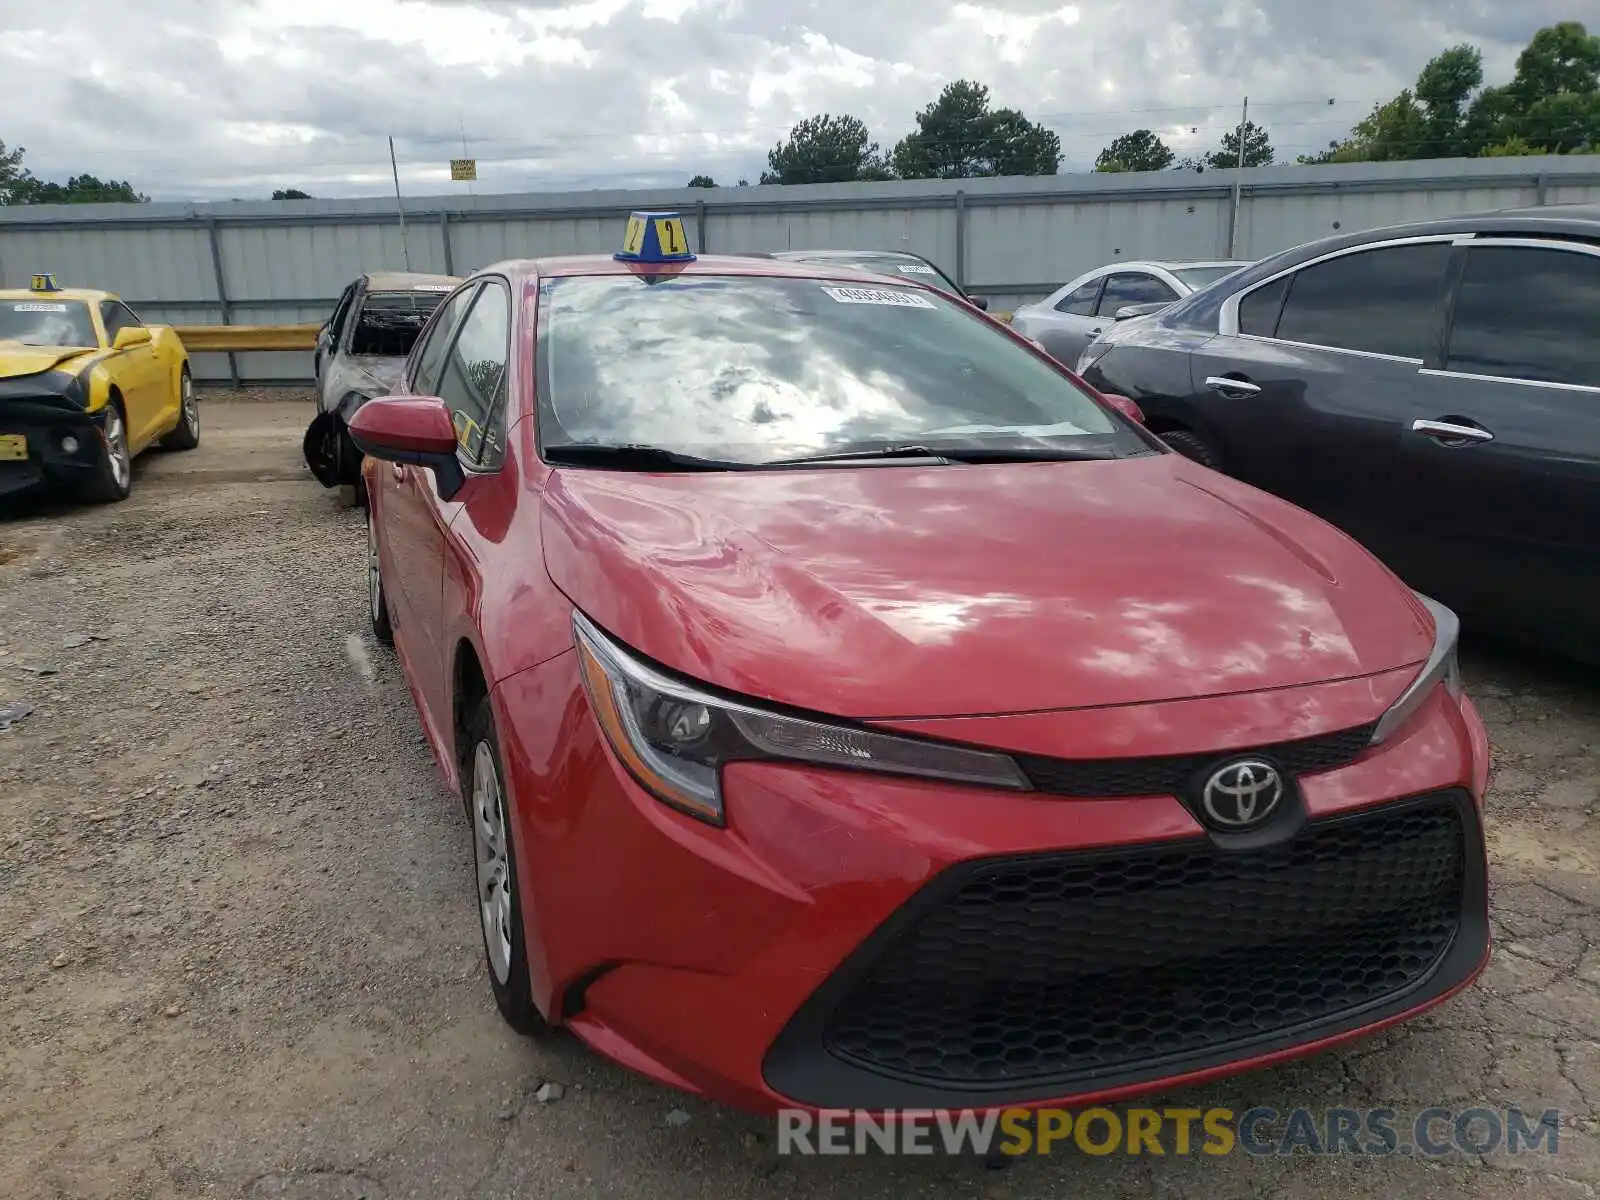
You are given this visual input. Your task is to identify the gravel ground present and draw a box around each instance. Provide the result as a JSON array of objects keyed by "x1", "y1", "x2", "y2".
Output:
[{"x1": 1, "y1": 391, "x2": 1597, "y2": 1200}]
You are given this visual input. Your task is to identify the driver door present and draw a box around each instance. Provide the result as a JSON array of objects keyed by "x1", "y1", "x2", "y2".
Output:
[
  {"x1": 100, "y1": 301, "x2": 167, "y2": 447},
  {"x1": 317, "y1": 282, "x2": 360, "y2": 396}
]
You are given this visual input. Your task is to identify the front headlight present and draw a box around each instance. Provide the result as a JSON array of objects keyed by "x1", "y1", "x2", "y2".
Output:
[
  {"x1": 572, "y1": 611, "x2": 1031, "y2": 825},
  {"x1": 1076, "y1": 342, "x2": 1113, "y2": 374},
  {"x1": 1368, "y1": 594, "x2": 1463, "y2": 747}
]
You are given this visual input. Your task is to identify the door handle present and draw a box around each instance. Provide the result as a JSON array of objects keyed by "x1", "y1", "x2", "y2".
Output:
[
  {"x1": 1411, "y1": 419, "x2": 1494, "y2": 444},
  {"x1": 1205, "y1": 376, "x2": 1262, "y2": 397}
]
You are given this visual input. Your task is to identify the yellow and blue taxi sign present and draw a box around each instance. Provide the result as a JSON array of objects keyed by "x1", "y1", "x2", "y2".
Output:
[
  {"x1": 30, "y1": 272, "x2": 61, "y2": 292},
  {"x1": 614, "y1": 211, "x2": 695, "y2": 264}
]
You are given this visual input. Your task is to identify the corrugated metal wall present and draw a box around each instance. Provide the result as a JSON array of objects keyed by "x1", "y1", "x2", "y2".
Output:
[{"x1": 3, "y1": 157, "x2": 1597, "y2": 383}]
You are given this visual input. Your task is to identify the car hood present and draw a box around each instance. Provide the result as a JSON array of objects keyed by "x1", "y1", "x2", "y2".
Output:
[
  {"x1": 540, "y1": 454, "x2": 1433, "y2": 720},
  {"x1": 0, "y1": 344, "x2": 97, "y2": 380}
]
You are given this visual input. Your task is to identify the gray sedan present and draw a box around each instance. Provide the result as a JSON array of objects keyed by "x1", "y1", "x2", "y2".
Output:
[{"x1": 1010, "y1": 259, "x2": 1250, "y2": 365}]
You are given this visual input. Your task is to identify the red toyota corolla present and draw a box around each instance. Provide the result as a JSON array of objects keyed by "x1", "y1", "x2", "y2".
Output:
[{"x1": 351, "y1": 212, "x2": 1491, "y2": 1117}]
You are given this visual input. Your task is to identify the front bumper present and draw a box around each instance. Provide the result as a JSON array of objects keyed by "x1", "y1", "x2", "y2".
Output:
[
  {"x1": 493, "y1": 656, "x2": 1491, "y2": 1115},
  {"x1": 0, "y1": 401, "x2": 109, "y2": 497}
]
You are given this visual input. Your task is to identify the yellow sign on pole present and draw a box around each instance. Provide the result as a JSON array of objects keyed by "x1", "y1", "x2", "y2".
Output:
[{"x1": 450, "y1": 159, "x2": 477, "y2": 182}]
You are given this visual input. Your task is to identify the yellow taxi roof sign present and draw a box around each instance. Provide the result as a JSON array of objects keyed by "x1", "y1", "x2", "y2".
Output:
[
  {"x1": 614, "y1": 211, "x2": 695, "y2": 264},
  {"x1": 31, "y1": 273, "x2": 61, "y2": 292}
]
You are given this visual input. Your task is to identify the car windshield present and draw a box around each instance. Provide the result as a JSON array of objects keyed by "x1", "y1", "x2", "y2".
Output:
[
  {"x1": 838, "y1": 256, "x2": 962, "y2": 296},
  {"x1": 536, "y1": 274, "x2": 1139, "y2": 465},
  {"x1": 0, "y1": 300, "x2": 97, "y2": 347},
  {"x1": 1172, "y1": 264, "x2": 1245, "y2": 289},
  {"x1": 349, "y1": 289, "x2": 449, "y2": 357}
]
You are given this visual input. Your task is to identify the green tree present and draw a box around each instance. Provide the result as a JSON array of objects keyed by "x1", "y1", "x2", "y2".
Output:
[
  {"x1": 686, "y1": 174, "x2": 716, "y2": 188},
  {"x1": 890, "y1": 80, "x2": 1061, "y2": 178},
  {"x1": 0, "y1": 139, "x2": 26, "y2": 204},
  {"x1": 1205, "y1": 120, "x2": 1275, "y2": 169},
  {"x1": 272, "y1": 188, "x2": 313, "y2": 199},
  {"x1": 1479, "y1": 135, "x2": 1539, "y2": 157},
  {"x1": 1414, "y1": 44, "x2": 1484, "y2": 157},
  {"x1": 760, "y1": 114, "x2": 890, "y2": 184},
  {"x1": 1312, "y1": 24, "x2": 1600, "y2": 162},
  {"x1": 1094, "y1": 129, "x2": 1174, "y2": 173},
  {"x1": 19, "y1": 174, "x2": 148, "y2": 204}
]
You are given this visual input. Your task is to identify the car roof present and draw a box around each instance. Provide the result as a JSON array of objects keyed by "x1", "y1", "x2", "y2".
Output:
[
  {"x1": 362, "y1": 270, "x2": 461, "y2": 291},
  {"x1": 766, "y1": 249, "x2": 930, "y2": 262},
  {"x1": 486, "y1": 253, "x2": 935, "y2": 285},
  {"x1": 1251, "y1": 204, "x2": 1600, "y2": 269},
  {"x1": 0, "y1": 286, "x2": 115, "y2": 303},
  {"x1": 1094, "y1": 260, "x2": 1250, "y2": 272}
]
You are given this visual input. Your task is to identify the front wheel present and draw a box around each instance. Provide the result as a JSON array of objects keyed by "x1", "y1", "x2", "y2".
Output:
[
  {"x1": 367, "y1": 505, "x2": 393, "y2": 645},
  {"x1": 162, "y1": 368, "x2": 200, "y2": 451},
  {"x1": 1158, "y1": 429, "x2": 1223, "y2": 470},
  {"x1": 466, "y1": 697, "x2": 548, "y2": 1037},
  {"x1": 78, "y1": 402, "x2": 133, "y2": 504}
]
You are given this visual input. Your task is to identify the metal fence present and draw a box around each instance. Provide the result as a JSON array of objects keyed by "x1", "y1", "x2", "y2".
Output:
[{"x1": 3, "y1": 156, "x2": 1598, "y2": 384}]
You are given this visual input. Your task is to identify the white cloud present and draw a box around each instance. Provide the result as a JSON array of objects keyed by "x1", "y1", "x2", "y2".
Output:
[{"x1": 0, "y1": 0, "x2": 1576, "y2": 199}]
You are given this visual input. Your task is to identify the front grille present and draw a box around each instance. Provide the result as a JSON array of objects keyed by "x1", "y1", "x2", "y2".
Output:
[
  {"x1": 821, "y1": 794, "x2": 1465, "y2": 1090},
  {"x1": 1015, "y1": 722, "x2": 1376, "y2": 798}
]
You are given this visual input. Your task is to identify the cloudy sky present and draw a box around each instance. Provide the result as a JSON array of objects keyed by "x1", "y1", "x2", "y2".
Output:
[{"x1": 0, "y1": 0, "x2": 1572, "y2": 202}]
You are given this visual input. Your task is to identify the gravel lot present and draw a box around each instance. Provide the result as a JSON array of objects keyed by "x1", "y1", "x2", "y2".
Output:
[{"x1": 2, "y1": 392, "x2": 1597, "y2": 1200}]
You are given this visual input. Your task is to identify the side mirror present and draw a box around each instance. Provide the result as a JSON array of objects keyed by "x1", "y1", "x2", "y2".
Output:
[
  {"x1": 112, "y1": 326, "x2": 152, "y2": 349},
  {"x1": 347, "y1": 395, "x2": 466, "y2": 500},
  {"x1": 968, "y1": 295, "x2": 990, "y2": 311},
  {"x1": 1101, "y1": 393, "x2": 1145, "y2": 425}
]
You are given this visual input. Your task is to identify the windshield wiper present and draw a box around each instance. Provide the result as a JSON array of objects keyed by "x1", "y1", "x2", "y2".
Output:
[
  {"x1": 767, "y1": 445, "x2": 955, "y2": 467},
  {"x1": 772, "y1": 444, "x2": 1119, "y2": 466},
  {"x1": 542, "y1": 443, "x2": 754, "y2": 471}
]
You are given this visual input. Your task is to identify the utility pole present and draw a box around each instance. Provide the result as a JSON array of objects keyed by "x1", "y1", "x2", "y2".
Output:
[
  {"x1": 1227, "y1": 96, "x2": 1248, "y2": 257},
  {"x1": 460, "y1": 118, "x2": 475, "y2": 197},
  {"x1": 389, "y1": 136, "x2": 412, "y2": 270}
]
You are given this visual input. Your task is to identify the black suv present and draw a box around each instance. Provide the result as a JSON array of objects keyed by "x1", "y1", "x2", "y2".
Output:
[{"x1": 1078, "y1": 204, "x2": 1600, "y2": 662}]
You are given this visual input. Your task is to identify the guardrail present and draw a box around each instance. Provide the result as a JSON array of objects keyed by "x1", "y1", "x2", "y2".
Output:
[{"x1": 173, "y1": 323, "x2": 319, "y2": 353}]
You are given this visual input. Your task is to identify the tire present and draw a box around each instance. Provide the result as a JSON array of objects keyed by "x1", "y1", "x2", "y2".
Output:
[
  {"x1": 162, "y1": 367, "x2": 201, "y2": 451},
  {"x1": 366, "y1": 505, "x2": 394, "y2": 646},
  {"x1": 78, "y1": 399, "x2": 133, "y2": 504},
  {"x1": 1158, "y1": 429, "x2": 1223, "y2": 470},
  {"x1": 465, "y1": 695, "x2": 548, "y2": 1037}
]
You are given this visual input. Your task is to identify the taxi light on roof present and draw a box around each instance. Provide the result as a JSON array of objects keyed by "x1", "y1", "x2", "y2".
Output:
[
  {"x1": 614, "y1": 211, "x2": 696, "y2": 264},
  {"x1": 30, "y1": 273, "x2": 60, "y2": 292}
]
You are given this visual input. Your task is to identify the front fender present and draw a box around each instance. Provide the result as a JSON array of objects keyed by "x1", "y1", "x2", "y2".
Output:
[
  {"x1": 81, "y1": 360, "x2": 119, "y2": 415},
  {"x1": 149, "y1": 326, "x2": 189, "y2": 389}
]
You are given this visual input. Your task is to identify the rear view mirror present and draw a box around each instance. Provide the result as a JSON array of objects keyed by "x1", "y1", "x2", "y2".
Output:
[
  {"x1": 112, "y1": 326, "x2": 152, "y2": 349},
  {"x1": 1100, "y1": 393, "x2": 1145, "y2": 425},
  {"x1": 347, "y1": 394, "x2": 465, "y2": 500},
  {"x1": 1114, "y1": 301, "x2": 1171, "y2": 322},
  {"x1": 968, "y1": 295, "x2": 990, "y2": 311}
]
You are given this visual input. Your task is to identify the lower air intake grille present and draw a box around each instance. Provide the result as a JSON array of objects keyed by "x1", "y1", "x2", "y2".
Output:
[{"x1": 820, "y1": 793, "x2": 1466, "y2": 1090}]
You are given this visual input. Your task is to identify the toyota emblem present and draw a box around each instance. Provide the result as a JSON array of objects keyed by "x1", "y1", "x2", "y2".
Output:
[{"x1": 1200, "y1": 759, "x2": 1285, "y2": 829}]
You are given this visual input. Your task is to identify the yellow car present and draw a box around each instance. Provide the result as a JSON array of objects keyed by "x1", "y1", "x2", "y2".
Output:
[{"x1": 0, "y1": 273, "x2": 198, "y2": 503}]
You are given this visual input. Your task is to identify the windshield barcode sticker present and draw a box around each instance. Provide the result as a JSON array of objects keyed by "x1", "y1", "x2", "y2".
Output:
[
  {"x1": 895, "y1": 264, "x2": 936, "y2": 275},
  {"x1": 820, "y1": 286, "x2": 936, "y2": 309},
  {"x1": 12, "y1": 302, "x2": 69, "y2": 312}
]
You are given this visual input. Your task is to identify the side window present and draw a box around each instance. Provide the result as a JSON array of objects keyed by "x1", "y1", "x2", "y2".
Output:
[
  {"x1": 1237, "y1": 275, "x2": 1290, "y2": 336},
  {"x1": 101, "y1": 301, "x2": 142, "y2": 339},
  {"x1": 410, "y1": 285, "x2": 478, "y2": 395},
  {"x1": 434, "y1": 281, "x2": 511, "y2": 469},
  {"x1": 1447, "y1": 245, "x2": 1600, "y2": 388},
  {"x1": 1273, "y1": 242, "x2": 1451, "y2": 359},
  {"x1": 1096, "y1": 273, "x2": 1178, "y2": 316},
  {"x1": 1054, "y1": 279, "x2": 1102, "y2": 315},
  {"x1": 325, "y1": 283, "x2": 358, "y2": 342}
]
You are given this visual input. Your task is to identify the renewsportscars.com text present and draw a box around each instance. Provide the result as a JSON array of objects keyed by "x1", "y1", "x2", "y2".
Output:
[{"x1": 777, "y1": 1106, "x2": 1564, "y2": 1157}]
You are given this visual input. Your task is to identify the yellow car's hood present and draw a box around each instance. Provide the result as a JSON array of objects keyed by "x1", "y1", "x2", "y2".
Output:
[{"x1": 0, "y1": 343, "x2": 98, "y2": 380}]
